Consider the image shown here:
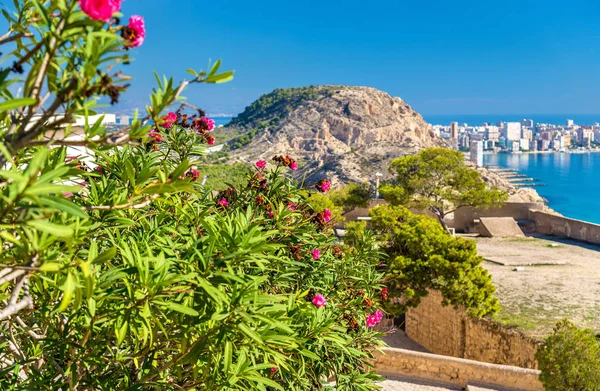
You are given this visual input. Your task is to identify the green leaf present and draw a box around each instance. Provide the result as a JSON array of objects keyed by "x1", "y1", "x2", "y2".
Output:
[
  {"x1": 159, "y1": 301, "x2": 199, "y2": 317},
  {"x1": 208, "y1": 59, "x2": 222, "y2": 77},
  {"x1": 27, "y1": 220, "x2": 73, "y2": 237},
  {"x1": 237, "y1": 323, "x2": 263, "y2": 345},
  {"x1": 0, "y1": 97, "x2": 36, "y2": 112},
  {"x1": 24, "y1": 184, "x2": 81, "y2": 197},
  {"x1": 205, "y1": 71, "x2": 234, "y2": 84},
  {"x1": 39, "y1": 196, "x2": 87, "y2": 218},
  {"x1": 92, "y1": 247, "x2": 117, "y2": 264},
  {"x1": 40, "y1": 263, "x2": 61, "y2": 272},
  {"x1": 57, "y1": 272, "x2": 76, "y2": 312},
  {"x1": 141, "y1": 182, "x2": 195, "y2": 194},
  {"x1": 223, "y1": 341, "x2": 232, "y2": 372}
]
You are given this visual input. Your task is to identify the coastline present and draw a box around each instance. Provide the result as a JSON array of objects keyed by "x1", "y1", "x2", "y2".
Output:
[{"x1": 483, "y1": 148, "x2": 600, "y2": 155}]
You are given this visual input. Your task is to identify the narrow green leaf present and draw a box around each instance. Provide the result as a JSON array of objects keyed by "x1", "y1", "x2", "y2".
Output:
[
  {"x1": 0, "y1": 97, "x2": 36, "y2": 112},
  {"x1": 27, "y1": 220, "x2": 73, "y2": 237}
]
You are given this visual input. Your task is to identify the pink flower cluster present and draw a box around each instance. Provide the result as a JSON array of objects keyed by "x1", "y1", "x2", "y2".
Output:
[
  {"x1": 312, "y1": 294, "x2": 326, "y2": 307},
  {"x1": 311, "y1": 249, "x2": 320, "y2": 260},
  {"x1": 322, "y1": 209, "x2": 332, "y2": 222},
  {"x1": 317, "y1": 179, "x2": 331, "y2": 192},
  {"x1": 287, "y1": 201, "x2": 296, "y2": 211},
  {"x1": 125, "y1": 15, "x2": 145, "y2": 48},
  {"x1": 186, "y1": 169, "x2": 200, "y2": 182},
  {"x1": 162, "y1": 112, "x2": 177, "y2": 128},
  {"x1": 79, "y1": 0, "x2": 121, "y2": 22},
  {"x1": 79, "y1": 1, "x2": 145, "y2": 48},
  {"x1": 366, "y1": 309, "x2": 383, "y2": 328},
  {"x1": 217, "y1": 198, "x2": 229, "y2": 207},
  {"x1": 256, "y1": 160, "x2": 267, "y2": 169},
  {"x1": 200, "y1": 117, "x2": 215, "y2": 131},
  {"x1": 149, "y1": 131, "x2": 161, "y2": 143}
]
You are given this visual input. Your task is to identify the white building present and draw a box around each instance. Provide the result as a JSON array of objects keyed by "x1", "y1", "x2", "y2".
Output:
[
  {"x1": 503, "y1": 122, "x2": 522, "y2": 141},
  {"x1": 566, "y1": 119, "x2": 574, "y2": 127},
  {"x1": 519, "y1": 138, "x2": 530, "y2": 151},
  {"x1": 74, "y1": 114, "x2": 117, "y2": 127},
  {"x1": 470, "y1": 140, "x2": 484, "y2": 167}
]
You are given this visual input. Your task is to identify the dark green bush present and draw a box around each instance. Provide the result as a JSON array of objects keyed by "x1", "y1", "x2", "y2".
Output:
[{"x1": 536, "y1": 319, "x2": 600, "y2": 391}]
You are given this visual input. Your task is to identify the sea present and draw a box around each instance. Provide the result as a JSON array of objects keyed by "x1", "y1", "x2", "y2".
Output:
[{"x1": 484, "y1": 152, "x2": 600, "y2": 224}]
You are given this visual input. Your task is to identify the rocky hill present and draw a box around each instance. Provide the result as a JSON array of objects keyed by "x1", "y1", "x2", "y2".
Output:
[
  {"x1": 220, "y1": 85, "x2": 446, "y2": 185},
  {"x1": 219, "y1": 85, "x2": 548, "y2": 206}
]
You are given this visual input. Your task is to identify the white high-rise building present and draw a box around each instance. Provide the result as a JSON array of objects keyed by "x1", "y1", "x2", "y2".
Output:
[
  {"x1": 503, "y1": 122, "x2": 522, "y2": 141},
  {"x1": 566, "y1": 119, "x2": 574, "y2": 127},
  {"x1": 470, "y1": 140, "x2": 484, "y2": 167}
]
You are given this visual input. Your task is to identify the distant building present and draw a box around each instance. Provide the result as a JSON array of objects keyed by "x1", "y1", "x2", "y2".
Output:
[
  {"x1": 503, "y1": 122, "x2": 522, "y2": 141},
  {"x1": 459, "y1": 134, "x2": 470, "y2": 149},
  {"x1": 520, "y1": 119, "x2": 534, "y2": 127},
  {"x1": 521, "y1": 128, "x2": 533, "y2": 140},
  {"x1": 118, "y1": 115, "x2": 131, "y2": 125},
  {"x1": 577, "y1": 127, "x2": 593, "y2": 146},
  {"x1": 510, "y1": 140, "x2": 520, "y2": 153},
  {"x1": 470, "y1": 140, "x2": 484, "y2": 167},
  {"x1": 74, "y1": 114, "x2": 116, "y2": 126},
  {"x1": 484, "y1": 126, "x2": 500, "y2": 141},
  {"x1": 483, "y1": 140, "x2": 495, "y2": 150},
  {"x1": 566, "y1": 119, "x2": 574, "y2": 127},
  {"x1": 450, "y1": 122, "x2": 459, "y2": 139}
]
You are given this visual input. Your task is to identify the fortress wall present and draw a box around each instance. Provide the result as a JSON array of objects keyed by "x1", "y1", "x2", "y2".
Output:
[
  {"x1": 405, "y1": 291, "x2": 541, "y2": 370},
  {"x1": 452, "y1": 203, "x2": 544, "y2": 232},
  {"x1": 529, "y1": 210, "x2": 600, "y2": 244},
  {"x1": 374, "y1": 347, "x2": 544, "y2": 391}
]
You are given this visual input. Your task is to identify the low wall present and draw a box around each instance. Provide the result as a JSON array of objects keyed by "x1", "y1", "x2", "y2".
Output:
[
  {"x1": 452, "y1": 202, "x2": 544, "y2": 232},
  {"x1": 406, "y1": 291, "x2": 540, "y2": 369},
  {"x1": 529, "y1": 210, "x2": 600, "y2": 244},
  {"x1": 374, "y1": 348, "x2": 543, "y2": 391}
]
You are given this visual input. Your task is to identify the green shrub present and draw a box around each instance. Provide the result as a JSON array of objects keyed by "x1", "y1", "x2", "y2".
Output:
[
  {"x1": 536, "y1": 319, "x2": 600, "y2": 391},
  {"x1": 370, "y1": 205, "x2": 499, "y2": 317},
  {"x1": 0, "y1": 2, "x2": 385, "y2": 389}
]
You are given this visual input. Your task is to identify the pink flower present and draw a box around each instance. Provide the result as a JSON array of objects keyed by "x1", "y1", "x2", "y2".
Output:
[
  {"x1": 290, "y1": 161, "x2": 298, "y2": 171},
  {"x1": 79, "y1": 0, "x2": 122, "y2": 22},
  {"x1": 149, "y1": 131, "x2": 161, "y2": 143},
  {"x1": 124, "y1": 15, "x2": 145, "y2": 48},
  {"x1": 201, "y1": 117, "x2": 215, "y2": 131},
  {"x1": 366, "y1": 310, "x2": 384, "y2": 327},
  {"x1": 268, "y1": 211, "x2": 274, "y2": 218},
  {"x1": 206, "y1": 135, "x2": 216, "y2": 145},
  {"x1": 256, "y1": 160, "x2": 267, "y2": 169},
  {"x1": 322, "y1": 209, "x2": 332, "y2": 222},
  {"x1": 218, "y1": 198, "x2": 229, "y2": 207},
  {"x1": 186, "y1": 169, "x2": 200, "y2": 182},
  {"x1": 287, "y1": 202, "x2": 296, "y2": 211},
  {"x1": 366, "y1": 314, "x2": 378, "y2": 327},
  {"x1": 311, "y1": 249, "x2": 320, "y2": 260},
  {"x1": 312, "y1": 294, "x2": 326, "y2": 307},
  {"x1": 166, "y1": 112, "x2": 177, "y2": 122},
  {"x1": 270, "y1": 367, "x2": 277, "y2": 373},
  {"x1": 318, "y1": 180, "x2": 331, "y2": 192}
]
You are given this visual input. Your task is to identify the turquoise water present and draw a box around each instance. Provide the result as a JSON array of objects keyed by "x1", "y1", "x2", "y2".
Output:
[{"x1": 484, "y1": 153, "x2": 600, "y2": 223}]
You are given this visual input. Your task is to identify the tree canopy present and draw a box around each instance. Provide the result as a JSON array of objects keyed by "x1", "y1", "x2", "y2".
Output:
[
  {"x1": 369, "y1": 204, "x2": 499, "y2": 317},
  {"x1": 380, "y1": 148, "x2": 508, "y2": 232}
]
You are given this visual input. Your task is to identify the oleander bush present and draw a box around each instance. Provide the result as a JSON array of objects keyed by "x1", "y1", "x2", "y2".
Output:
[{"x1": 0, "y1": 1, "x2": 386, "y2": 389}]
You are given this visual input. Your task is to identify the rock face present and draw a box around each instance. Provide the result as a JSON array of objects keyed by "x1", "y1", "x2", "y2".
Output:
[{"x1": 224, "y1": 85, "x2": 446, "y2": 185}]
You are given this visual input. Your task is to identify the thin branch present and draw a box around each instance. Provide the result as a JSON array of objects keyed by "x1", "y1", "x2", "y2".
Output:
[
  {"x1": 0, "y1": 296, "x2": 32, "y2": 321},
  {"x1": 0, "y1": 270, "x2": 26, "y2": 286},
  {"x1": 0, "y1": 32, "x2": 33, "y2": 45},
  {"x1": 83, "y1": 194, "x2": 160, "y2": 211},
  {"x1": 0, "y1": 264, "x2": 42, "y2": 272}
]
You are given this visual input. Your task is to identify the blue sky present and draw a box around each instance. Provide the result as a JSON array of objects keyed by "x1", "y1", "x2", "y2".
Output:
[{"x1": 13, "y1": 0, "x2": 600, "y2": 115}]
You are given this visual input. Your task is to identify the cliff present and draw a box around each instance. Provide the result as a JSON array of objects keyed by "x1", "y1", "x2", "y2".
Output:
[{"x1": 220, "y1": 85, "x2": 446, "y2": 185}]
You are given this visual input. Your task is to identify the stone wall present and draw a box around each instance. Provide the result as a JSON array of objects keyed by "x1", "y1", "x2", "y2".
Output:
[
  {"x1": 529, "y1": 210, "x2": 600, "y2": 244},
  {"x1": 374, "y1": 347, "x2": 543, "y2": 391},
  {"x1": 405, "y1": 291, "x2": 540, "y2": 369},
  {"x1": 452, "y1": 202, "x2": 544, "y2": 232}
]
